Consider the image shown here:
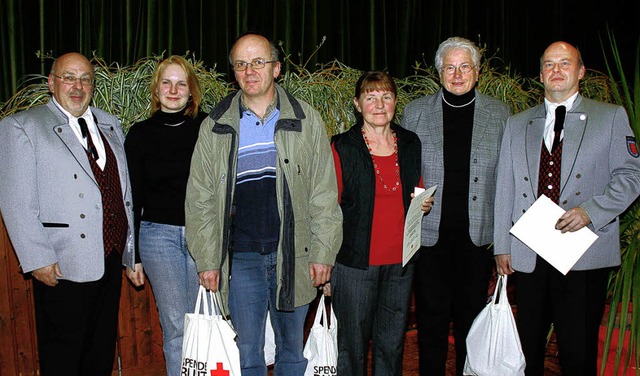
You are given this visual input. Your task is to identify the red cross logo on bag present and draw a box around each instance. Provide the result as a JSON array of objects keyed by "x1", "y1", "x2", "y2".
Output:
[{"x1": 210, "y1": 362, "x2": 229, "y2": 376}]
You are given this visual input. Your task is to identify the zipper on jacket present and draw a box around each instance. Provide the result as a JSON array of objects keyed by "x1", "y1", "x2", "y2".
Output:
[{"x1": 220, "y1": 129, "x2": 238, "y2": 274}]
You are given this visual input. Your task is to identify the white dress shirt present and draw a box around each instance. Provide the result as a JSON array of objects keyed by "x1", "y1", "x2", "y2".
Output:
[
  {"x1": 52, "y1": 98, "x2": 106, "y2": 169},
  {"x1": 543, "y1": 92, "x2": 579, "y2": 152}
]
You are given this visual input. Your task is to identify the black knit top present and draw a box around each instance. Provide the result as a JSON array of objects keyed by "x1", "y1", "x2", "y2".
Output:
[
  {"x1": 125, "y1": 109, "x2": 208, "y2": 241},
  {"x1": 440, "y1": 88, "x2": 476, "y2": 238}
]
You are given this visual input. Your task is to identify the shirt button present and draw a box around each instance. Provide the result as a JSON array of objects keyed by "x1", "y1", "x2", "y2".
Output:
[
  {"x1": 548, "y1": 185, "x2": 553, "y2": 189},
  {"x1": 548, "y1": 172, "x2": 553, "y2": 177},
  {"x1": 80, "y1": 233, "x2": 86, "y2": 239},
  {"x1": 549, "y1": 161, "x2": 554, "y2": 165}
]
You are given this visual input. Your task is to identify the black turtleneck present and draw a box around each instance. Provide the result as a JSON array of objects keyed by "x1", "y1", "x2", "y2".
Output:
[
  {"x1": 440, "y1": 88, "x2": 476, "y2": 237},
  {"x1": 125, "y1": 109, "x2": 208, "y2": 233}
]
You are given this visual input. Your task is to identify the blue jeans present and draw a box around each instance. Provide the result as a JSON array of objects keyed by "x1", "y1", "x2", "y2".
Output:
[
  {"x1": 138, "y1": 221, "x2": 200, "y2": 376},
  {"x1": 228, "y1": 251, "x2": 309, "y2": 376}
]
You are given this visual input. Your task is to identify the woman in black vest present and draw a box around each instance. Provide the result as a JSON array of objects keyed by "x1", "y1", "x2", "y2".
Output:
[{"x1": 329, "y1": 71, "x2": 432, "y2": 375}]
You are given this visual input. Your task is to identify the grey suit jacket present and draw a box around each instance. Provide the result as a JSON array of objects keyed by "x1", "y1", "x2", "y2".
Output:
[
  {"x1": 0, "y1": 99, "x2": 135, "y2": 282},
  {"x1": 493, "y1": 94, "x2": 640, "y2": 272},
  {"x1": 402, "y1": 89, "x2": 510, "y2": 246}
]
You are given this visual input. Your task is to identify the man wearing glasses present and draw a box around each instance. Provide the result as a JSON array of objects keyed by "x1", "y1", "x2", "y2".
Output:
[
  {"x1": 185, "y1": 33, "x2": 342, "y2": 375},
  {"x1": 0, "y1": 52, "x2": 144, "y2": 375}
]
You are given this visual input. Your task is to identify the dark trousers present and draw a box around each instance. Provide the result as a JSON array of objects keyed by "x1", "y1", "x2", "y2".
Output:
[
  {"x1": 515, "y1": 256, "x2": 610, "y2": 376},
  {"x1": 413, "y1": 241, "x2": 493, "y2": 376},
  {"x1": 331, "y1": 262, "x2": 414, "y2": 376},
  {"x1": 33, "y1": 252, "x2": 123, "y2": 376}
]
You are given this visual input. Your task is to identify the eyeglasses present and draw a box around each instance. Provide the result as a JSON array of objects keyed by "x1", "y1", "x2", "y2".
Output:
[
  {"x1": 441, "y1": 63, "x2": 475, "y2": 75},
  {"x1": 232, "y1": 59, "x2": 277, "y2": 71},
  {"x1": 542, "y1": 61, "x2": 573, "y2": 71},
  {"x1": 52, "y1": 74, "x2": 94, "y2": 86}
]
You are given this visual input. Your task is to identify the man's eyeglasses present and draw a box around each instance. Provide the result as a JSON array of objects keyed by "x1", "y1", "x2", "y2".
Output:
[
  {"x1": 440, "y1": 64, "x2": 475, "y2": 75},
  {"x1": 52, "y1": 74, "x2": 94, "y2": 86},
  {"x1": 232, "y1": 59, "x2": 278, "y2": 71}
]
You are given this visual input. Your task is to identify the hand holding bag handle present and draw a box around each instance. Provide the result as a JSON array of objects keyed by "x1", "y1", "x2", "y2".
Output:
[
  {"x1": 303, "y1": 294, "x2": 338, "y2": 376},
  {"x1": 182, "y1": 286, "x2": 241, "y2": 376},
  {"x1": 181, "y1": 286, "x2": 214, "y2": 375}
]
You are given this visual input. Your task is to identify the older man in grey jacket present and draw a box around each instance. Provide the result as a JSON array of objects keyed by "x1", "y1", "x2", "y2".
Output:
[
  {"x1": 494, "y1": 41, "x2": 640, "y2": 375},
  {"x1": 185, "y1": 33, "x2": 342, "y2": 376},
  {"x1": 0, "y1": 52, "x2": 143, "y2": 376}
]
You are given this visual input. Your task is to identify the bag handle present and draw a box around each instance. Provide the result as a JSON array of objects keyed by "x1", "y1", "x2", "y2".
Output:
[
  {"x1": 210, "y1": 290, "x2": 238, "y2": 333},
  {"x1": 491, "y1": 274, "x2": 510, "y2": 306},
  {"x1": 194, "y1": 285, "x2": 222, "y2": 318},
  {"x1": 313, "y1": 294, "x2": 328, "y2": 328},
  {"x1": 328, "y1": 297, "x2": 337, "y2": 330},
  {"x1": 211, "y1": 290, "x2": 223, "y2": 316},
  {"x1": 194, "y1": 285, "x2": 211, "y2": 315}
]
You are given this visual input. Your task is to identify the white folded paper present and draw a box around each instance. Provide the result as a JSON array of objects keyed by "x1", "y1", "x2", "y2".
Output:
[
  {"x1": 509, "y1": 194, "x2": 598, "y2": 275},
  {"x1": 402, "y1": 185, "x2": 437, "y2": 266}
]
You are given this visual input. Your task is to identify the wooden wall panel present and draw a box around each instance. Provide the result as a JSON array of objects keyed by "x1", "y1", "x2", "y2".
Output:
[
  {"x1": 0, "y1": 215, "x2": 39, "y2": 376},
  {"x1": 116, "y1": 272, "x2": 165, "y2": 371},
  {"x1": 0, "y1": 215, "x2": 166, "y2": 375}
]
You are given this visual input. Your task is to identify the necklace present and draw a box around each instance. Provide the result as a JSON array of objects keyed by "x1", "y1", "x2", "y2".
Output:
[
  {"x1": 163, "y1": 120, "x2": 186, "y2": 127},
  {"x1": 441, "y1": 95, "x2": 475, "y2": 108},
  {"x1": 362, "y1": 128, "x2": 400, "y2": 192}
]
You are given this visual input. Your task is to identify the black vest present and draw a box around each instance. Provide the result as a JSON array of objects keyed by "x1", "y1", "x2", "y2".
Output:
[
  {"x1": 538, "y1": 139, "x2": 563, "y2": 204},
  {"x1": 86, "y1": 132, "x2": 128, "y2": 257},
  {"x1": 332, "y1": 122, "x2": 422, "y2": 269}
]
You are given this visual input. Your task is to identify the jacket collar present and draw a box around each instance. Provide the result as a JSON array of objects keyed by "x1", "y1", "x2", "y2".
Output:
[{"x1": 211, "y1": 84, "x2": 306, "y2": 134}]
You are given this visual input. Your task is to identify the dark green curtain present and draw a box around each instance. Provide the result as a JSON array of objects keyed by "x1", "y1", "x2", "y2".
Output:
[{"x1": 1, "y1": 0, "x2": 638, "y2": 103}]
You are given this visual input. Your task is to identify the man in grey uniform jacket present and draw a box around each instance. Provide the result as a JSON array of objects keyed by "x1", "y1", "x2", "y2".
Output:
[
  {"x1": 0, "y1": 52, "x2": 144, "y2": 375},
  {"x1": 494, "y1": 41, "x2": 640, "y2": 375}
]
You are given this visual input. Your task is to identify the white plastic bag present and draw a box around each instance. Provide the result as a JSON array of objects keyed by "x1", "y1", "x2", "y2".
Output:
[
  {"x1": 264, "y1": 311, "x2": 276, "y2": 366},
  {"x1": 303, "y1": 294, "x2": 338, "y2": 376},
  {"x1": 181, "y1": 286, "x2": 241, "y2": 376},
  {"x1": 463, "y1": 274, "x2": 526, "y2": 376}
]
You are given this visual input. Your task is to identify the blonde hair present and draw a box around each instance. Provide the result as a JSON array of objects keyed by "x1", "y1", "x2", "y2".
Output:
[{"x1": 149, "y1": 55, "x2": 202, "y2": 118}]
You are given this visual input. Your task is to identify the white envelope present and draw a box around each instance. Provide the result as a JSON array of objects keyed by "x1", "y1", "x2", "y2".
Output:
[{"x1": 509, "y1": 195, "x2": 598, "y2": 275}]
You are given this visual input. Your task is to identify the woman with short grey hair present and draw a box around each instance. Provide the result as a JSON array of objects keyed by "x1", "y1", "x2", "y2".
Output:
[{"x1": 402, "y1": 36, "x2": 511, "y2": 376}]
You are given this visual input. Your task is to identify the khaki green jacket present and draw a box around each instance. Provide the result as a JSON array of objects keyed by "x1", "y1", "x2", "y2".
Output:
[{"x1": 185, "y1": 84, "x2": 342, "y2": 315}]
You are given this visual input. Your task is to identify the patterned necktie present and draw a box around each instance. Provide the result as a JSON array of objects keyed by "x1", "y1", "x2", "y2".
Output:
[
  {"x1": 78, "y1": 117, "x2": 99, "y2": 161},
  {"x1": 551, "y1": 105, "x2": 566, "y2": 152}
]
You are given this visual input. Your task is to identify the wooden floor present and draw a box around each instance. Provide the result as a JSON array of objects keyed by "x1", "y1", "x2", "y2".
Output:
[
  {"x1": 398, "y1": 329, "x2": 562, "y2": 376},
  {"x1": 112, "y1": 329, "x2": 562, "y2": 375},
  {"x1": 112, "y1": 281, "x2": 567, "y2": 375}
]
